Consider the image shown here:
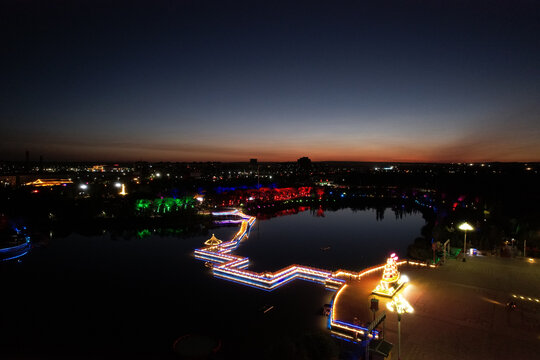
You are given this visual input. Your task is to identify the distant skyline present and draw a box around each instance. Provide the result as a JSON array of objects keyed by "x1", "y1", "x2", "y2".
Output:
[{"x1": 2, "y1": 0, "x2": 540, "y2": 162}]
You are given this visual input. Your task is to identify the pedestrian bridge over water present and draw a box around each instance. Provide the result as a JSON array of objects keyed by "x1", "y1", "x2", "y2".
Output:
[{"x1": 194, "y1": 209, "x2": 432, "y2": 341}]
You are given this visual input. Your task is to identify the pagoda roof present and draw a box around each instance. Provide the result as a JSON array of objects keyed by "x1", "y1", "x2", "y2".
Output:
[{"x1": 204, "y1": 234, "x2": 222, "y2": 246}]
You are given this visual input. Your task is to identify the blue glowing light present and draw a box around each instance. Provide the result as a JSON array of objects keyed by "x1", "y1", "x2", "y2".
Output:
[{"x1": 1, "y1": 236, "x2": 31, "y2": 262}]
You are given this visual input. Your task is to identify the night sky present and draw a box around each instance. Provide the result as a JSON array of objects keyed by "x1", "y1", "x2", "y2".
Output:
[{"x1": 2, "y1": 0, "x2": 539, "y2": 162}]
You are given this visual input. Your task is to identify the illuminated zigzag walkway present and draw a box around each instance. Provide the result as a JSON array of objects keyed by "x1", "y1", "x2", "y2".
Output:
[
  {"x1": 194, "y1": 209, "x2": 431, "y2": 340},
  {"x1": 194, "y1": 209, "x2": 345, "y2": 291}
]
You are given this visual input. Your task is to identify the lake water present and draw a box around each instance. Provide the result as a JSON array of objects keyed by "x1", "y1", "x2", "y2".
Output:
[{"x1": 0, "y1": 207, "x2": 424, "y2": 359}]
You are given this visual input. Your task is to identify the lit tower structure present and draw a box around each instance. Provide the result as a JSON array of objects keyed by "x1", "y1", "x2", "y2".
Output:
[{"x1": 372, "y1": 253, "x2": 407, "y2": 297}]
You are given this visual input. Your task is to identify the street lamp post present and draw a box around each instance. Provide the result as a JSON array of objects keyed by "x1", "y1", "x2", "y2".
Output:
[
  {"x1": 386, "y1": 294, "x2": 413, "y2": 360},
  {"x1": 397, "y1": 312, "x2": 402, "y2": 359},
  {"x1": 458, "y1": 222, "x2": 474, "y2": 259}
]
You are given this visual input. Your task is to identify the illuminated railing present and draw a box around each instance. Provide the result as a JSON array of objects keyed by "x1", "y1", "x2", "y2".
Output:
[
  {"x1": 328, "y1": 284, "x2": 381, "y2": 339},
  {"x1": 0, "y1": 236, "x2": 31, "y2": 262}
]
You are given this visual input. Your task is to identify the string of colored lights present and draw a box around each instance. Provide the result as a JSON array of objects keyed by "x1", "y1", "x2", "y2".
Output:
[{"x1": 511, "y1": 294, "x2": 540, "y2": 303}]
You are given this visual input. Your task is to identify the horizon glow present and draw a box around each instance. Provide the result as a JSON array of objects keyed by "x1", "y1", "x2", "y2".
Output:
[{"x1": 2, "y1": 1, "x2": 539, "y2": 163}]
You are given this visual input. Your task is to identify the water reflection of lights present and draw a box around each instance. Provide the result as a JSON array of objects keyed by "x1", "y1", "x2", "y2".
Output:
[{"x1": 0, "y1": 236, "x2": 31, "y2": 262}]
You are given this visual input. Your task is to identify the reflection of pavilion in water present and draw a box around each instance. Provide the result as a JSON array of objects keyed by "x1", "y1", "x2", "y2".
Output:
[{"x1": 194, "y1": 209, "x2": 432, "y2": 343}]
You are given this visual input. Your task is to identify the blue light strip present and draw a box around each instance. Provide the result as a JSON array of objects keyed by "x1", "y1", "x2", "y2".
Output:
[
  {"x1": 1, "y1": 236, "x2": 31, "y2": 261},
  {"x1": 0, "y1": 241, "x2": 30, "y2": 253},
  {"x1": 1, "y1": 251, "x2": 29, "y2": 262}
]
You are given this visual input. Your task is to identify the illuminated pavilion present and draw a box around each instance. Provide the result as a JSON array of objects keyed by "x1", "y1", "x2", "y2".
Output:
[{"x1": 204, "y1": 234, "x2": 222, "y2": 246}]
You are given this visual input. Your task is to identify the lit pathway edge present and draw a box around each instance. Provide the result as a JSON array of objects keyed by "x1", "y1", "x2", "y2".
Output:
[
  {"x1": 194, "y1": 209, "x2": 434, "y2": 339},
  {"x1": 0, "y1": 236, "x2": 31, "y2": 262}
]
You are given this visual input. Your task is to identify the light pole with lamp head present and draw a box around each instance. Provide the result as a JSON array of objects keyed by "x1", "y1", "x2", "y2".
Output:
[{"x1": 458, "y1": 222, "x2": 474, "y2": 260}]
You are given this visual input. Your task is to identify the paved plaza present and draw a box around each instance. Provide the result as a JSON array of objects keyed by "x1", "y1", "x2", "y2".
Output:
[{"x1": 335, "y1": 255, "x2": 540, "y2": 359}]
